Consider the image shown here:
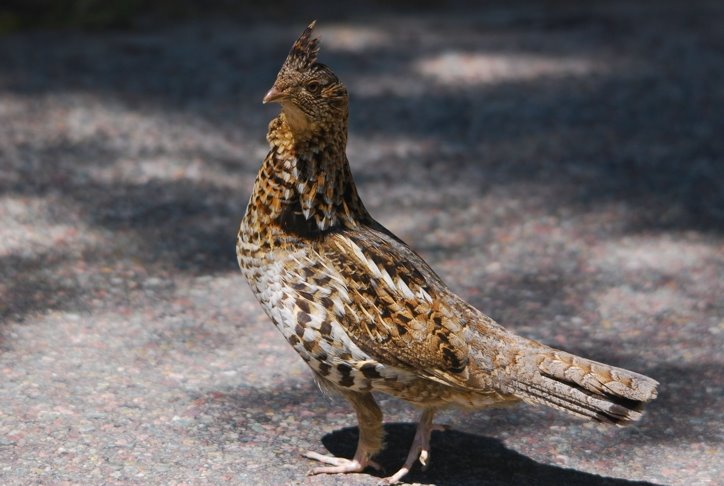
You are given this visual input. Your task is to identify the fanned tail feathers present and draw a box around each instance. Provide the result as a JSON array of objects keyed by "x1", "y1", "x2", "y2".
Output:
[{"x1": 503, "y1": 347, "x2": 658, "y2": 425}]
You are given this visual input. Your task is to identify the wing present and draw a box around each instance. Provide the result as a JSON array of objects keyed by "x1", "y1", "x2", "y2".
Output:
[{"x1": 289, "y1": 221, "x2": 475, "y2": 388}]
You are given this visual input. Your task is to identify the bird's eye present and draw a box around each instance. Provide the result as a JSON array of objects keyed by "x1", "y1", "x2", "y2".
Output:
[{"x1": 306, "y1": 81, "x2": 321, "y2": 94}]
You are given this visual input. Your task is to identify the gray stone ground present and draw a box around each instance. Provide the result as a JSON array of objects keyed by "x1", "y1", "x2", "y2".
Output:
[{"x1": 1, "y1": 2, "x2": 722, "y2": 485}]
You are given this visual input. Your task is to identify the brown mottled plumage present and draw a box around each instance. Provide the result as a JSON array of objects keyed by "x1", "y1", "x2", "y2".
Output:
[{"x1": 237, "y1": 22, "x2": 658, "y2": 484}]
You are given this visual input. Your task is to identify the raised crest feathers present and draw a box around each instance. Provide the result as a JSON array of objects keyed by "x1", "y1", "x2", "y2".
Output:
[{"x1": 282, "y1": 21, "x2": 320, "y2": 71}]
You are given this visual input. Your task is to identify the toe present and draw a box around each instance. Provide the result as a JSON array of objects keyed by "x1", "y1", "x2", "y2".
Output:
[
  {"x1": 378, "y1": 466, "x2": 410, "y2": 485},
  {"x1": 304, "y1": 451, "x2": 373, "y2": 475},
  {"x1": 308, "y1": 461, "x2": 364, "y2": 475},
  {"x1": 303, "y1": 450, "x2": 348, "y2": 466},
  {"x1": 419, "y1": 449, "x2": 429, "y2": 468}
]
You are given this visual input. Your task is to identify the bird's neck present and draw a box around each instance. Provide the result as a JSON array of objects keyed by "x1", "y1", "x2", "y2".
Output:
[
  {"x1": 268, "y1": 110, "x2": 348, "y2": 156},
  {"x1": 244, "y1": 112, "x2": 369, "y2": 242}
]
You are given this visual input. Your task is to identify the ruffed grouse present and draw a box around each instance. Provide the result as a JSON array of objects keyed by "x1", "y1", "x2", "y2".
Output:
[{"x1": 237, "y1": 22, "x2": 658, "y2": 484}]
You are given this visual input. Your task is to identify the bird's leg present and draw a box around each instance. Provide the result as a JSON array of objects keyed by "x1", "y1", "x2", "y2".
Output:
[
  {"x1": 380, "y1": 408, "x2": 444, "y2": 485},
  {"x1": 305, "y1": 391, "x2": 384, "y2": 475}
]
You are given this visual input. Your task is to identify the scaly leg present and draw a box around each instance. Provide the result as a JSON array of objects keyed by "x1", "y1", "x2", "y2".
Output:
[
  {"x1": 380, "y1": 408, "x2": 444, "y2": 485},
  {"x1": 305, "y1": 390, "x2": 384, "y2": 475}
]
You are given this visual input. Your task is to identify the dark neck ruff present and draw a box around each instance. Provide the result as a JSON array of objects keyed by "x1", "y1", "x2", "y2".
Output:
[{"x1": 244, "y1": 112, "x2": 369, "y2": 245}]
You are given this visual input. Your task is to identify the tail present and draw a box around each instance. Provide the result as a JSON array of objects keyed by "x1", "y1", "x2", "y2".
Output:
[{"x1": 499, "y1": 343, "x2": 658, "y2": 425}]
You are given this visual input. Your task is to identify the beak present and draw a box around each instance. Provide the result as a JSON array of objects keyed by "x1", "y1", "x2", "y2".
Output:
[{"x1": 262, "y1": 86, "x2": 285, "y2": 104}]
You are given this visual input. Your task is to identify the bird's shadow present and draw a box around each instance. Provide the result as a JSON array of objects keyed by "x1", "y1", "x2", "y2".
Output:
[{"x1": 320, "y1": 424, "x2": 656, "y2": 486}]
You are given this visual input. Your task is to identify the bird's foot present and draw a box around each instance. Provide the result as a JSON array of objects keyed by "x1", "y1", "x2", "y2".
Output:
[
  {"x1": 304, "y1": 450, "x2": 381, "y2": 475},
  {"x1": 379, "y1": 417, "x2": 445, "y2": 485}
]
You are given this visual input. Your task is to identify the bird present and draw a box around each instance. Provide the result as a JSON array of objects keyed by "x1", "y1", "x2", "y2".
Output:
[{"x1": 236, "y1": 21, "x2": 659, "y2": 484}]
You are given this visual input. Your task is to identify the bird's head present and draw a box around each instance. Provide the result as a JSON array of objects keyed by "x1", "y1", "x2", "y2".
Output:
[{"x1": 263, "y1": 21, "x2": 348, "y2": 136}]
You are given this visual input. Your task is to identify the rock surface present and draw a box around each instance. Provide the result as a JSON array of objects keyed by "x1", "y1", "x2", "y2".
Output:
[{"x1": 0, "y1": 2, "x2": 722, "y2": 485}]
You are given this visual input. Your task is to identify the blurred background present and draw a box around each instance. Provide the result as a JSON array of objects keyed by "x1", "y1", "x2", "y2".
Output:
[{"x1": 0, "y1": 1, "x2": 722, "y2": 485}]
